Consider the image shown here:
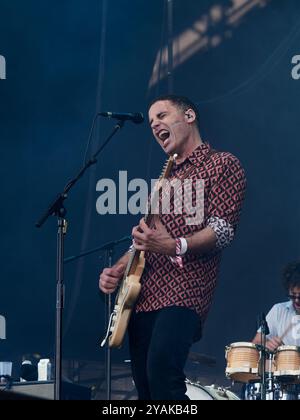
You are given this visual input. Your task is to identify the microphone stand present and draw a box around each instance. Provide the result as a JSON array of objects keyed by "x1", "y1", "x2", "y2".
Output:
[
  {"x1": 35, "y1": 119, "x2": 125, "y2": 400},
  {"x1": 64, "y1": 235, "x2": 131, "y2": 400},
  {"x1": 64, "y1": 235, "x2": 131, "y2": 264},
  {"x1": 259, "y1": 313, "x2": 269, "y2": 401},
  {"x1": 104, "y1": 247, "x2": 113, "y2": 401}
]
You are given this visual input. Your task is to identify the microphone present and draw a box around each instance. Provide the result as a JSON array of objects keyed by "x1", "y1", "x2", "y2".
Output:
[
  {"x1": 98, "y1": 111, "x2": 144, "y2": 124},
  {"x1": 262, "y1": 312, "x2": 270, "y2": 335}
]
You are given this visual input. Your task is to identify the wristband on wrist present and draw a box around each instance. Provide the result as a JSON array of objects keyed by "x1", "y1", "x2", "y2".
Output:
[
  {"x1": 179, "y1": 237, "x2": 188, "y2": 255},
  {"x1": 170, "y1": 237, "x2": 187, "y2": 268}
]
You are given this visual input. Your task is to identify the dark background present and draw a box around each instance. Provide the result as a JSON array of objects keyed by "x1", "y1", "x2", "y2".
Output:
[{"x1": 0, "y1": 0, "x2": 300, "y2": 394}]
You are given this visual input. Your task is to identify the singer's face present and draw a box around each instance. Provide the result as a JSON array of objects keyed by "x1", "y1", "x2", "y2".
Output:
[
  {"x1": 148, "y1": 100, "x2": 191, "y2": 156},
  {"x1": 289, "y1": 286, "x2": 300, "y2": 314}
]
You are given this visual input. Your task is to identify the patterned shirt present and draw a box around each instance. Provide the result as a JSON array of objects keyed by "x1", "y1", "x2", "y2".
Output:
[{"x1": 135, "y1": 142, "x2": 246, "y2": 323}]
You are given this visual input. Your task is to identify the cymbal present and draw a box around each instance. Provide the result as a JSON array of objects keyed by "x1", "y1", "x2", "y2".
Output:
[{"x1": 188, "y1": 351, "x2": 216, "y2": 367}]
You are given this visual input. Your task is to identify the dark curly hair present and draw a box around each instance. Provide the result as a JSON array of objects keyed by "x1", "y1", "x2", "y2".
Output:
[
  {"x1": 148, "y1": 94, "x2": 200, "y2": 128},
  {"x1": 282, "y1": 261, "x2": 300, "y2": 291}
]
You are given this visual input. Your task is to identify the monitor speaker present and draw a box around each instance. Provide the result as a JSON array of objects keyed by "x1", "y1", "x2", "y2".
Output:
[{"x1": 0, "y1": 380, "x2": 91, "y2": 400}]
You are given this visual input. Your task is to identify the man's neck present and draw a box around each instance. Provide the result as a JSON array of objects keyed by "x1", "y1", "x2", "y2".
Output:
[{"x1": 175, "y1": 135, "x2": 203, "y2": 164}]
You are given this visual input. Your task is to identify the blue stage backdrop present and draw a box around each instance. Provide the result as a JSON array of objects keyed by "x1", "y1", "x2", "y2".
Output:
[{"x1": 0, "y1": 0, "x2": 300, "y2": 386}]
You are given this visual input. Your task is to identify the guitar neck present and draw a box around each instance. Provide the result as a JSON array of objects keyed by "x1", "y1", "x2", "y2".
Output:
[{"x1": 125, "y1": 154, "x2": 176, "y2": 276}]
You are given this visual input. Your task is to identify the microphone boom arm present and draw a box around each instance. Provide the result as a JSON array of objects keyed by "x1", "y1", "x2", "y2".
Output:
[{"x1": 36, "y1": 118, "x2": 124, "y2": 228}]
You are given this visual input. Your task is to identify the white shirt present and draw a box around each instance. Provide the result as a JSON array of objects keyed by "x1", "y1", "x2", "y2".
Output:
[{"x1": 259, "y1": 301, "x2": 300, "y2": 346}]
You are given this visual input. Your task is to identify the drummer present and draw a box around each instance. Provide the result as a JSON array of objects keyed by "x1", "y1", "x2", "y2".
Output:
[{"x1": 252, "y1": 261, "x2": 300, "y2": 352}]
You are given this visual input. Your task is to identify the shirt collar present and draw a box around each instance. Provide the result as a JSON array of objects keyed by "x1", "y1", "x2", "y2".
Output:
[
  {"x1": 284, "y1": 300, "x2": 297, "y2": 314},
  {"x1": 174, "y1": 142, "x2": 211, "y2": 169}
]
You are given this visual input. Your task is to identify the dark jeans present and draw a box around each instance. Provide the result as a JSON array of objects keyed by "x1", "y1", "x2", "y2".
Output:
[{"x1": 128, "y1": 306, "x2": 201, "y2": 400}]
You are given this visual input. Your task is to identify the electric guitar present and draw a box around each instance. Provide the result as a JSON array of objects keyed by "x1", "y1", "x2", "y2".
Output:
[{"x1": 101, "y1": 154, "x2": 177, "y2": 348}]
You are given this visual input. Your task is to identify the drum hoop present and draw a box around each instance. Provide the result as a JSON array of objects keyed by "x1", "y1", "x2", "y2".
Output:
[
  {"x1": 205, "y1": 385, "x2": 240, "y2": 400},
  {"x1": 226, "y1": 367, "x2": 259, "y2": 374},
  {"x1": 229, "y1": 342, "x2": 258, "y2": 349},
  {"x1": 277, "y1": 345, "x2": 300, "y2": 352},
  {"x1": 185, "y1": 381, "x2": 215, "y2": 400},
  {"x1": 274, "y1": 370, "x2": 300, "y2": 376}
]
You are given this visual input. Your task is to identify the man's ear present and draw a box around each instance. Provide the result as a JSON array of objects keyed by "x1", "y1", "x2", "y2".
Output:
[{"x1": 184, "y1": 109, "x2": 196, "y2": 123}]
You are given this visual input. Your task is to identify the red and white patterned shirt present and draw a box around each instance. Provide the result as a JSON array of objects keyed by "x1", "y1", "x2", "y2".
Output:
[{"x1": 135, "y1": 142, "x2": 246, "y2": 323}]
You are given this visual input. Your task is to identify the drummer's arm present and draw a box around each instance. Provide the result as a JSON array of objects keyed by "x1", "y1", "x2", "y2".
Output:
[{"x1": 252, "y1": 333, "x2": 283, "y2": 352}]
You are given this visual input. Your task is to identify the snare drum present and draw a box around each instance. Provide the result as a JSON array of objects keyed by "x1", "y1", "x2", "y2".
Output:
[
  {"x1": 274, "y1": 345, "x2": 300, "y2": 382},
  {"x1": 225, "y1": 342, "x2": 260, "y2": 383},
  {"x1": 185, "y1": 380, "x2": 240, "y2": 400}
]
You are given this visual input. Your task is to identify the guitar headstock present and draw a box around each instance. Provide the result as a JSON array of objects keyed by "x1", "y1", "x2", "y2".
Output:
[
  {"x1": 158, "y1": 154, "x2": 177, "y2": 181},
  {"x1": 145, "y1": 154, "x2": 177, "y2": 221}
]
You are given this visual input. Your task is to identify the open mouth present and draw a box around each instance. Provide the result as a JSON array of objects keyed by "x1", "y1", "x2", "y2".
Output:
[{"x1": 158, "y1": 130, "x2": 170, "y2": 142}]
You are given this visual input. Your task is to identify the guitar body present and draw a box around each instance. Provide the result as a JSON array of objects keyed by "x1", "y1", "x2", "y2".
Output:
[{"x1": 109, "y1": 251, "x2": 145, "y2": 348}]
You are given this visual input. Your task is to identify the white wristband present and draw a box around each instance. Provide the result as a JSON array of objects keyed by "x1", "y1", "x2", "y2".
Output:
[{"x1": 179, "y1": 237, "x2": 188, "y2": 255}]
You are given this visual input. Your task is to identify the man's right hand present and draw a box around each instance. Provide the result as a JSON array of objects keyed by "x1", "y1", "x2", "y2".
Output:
[
  {"x1": 99, "y1": 264, "x2": 125, "y2": 294},
  {"x1": 266, "y1": 336, "x2": 283, "y2": 352}
]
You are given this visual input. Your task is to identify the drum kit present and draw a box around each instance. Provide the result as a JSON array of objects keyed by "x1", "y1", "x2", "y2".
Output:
[
  {"x1": 185, "y1": 343, "x2": 300, "y2": 400},
  {"x1": 225, "y1": 342, "x2": 300, "y2": 400}
]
